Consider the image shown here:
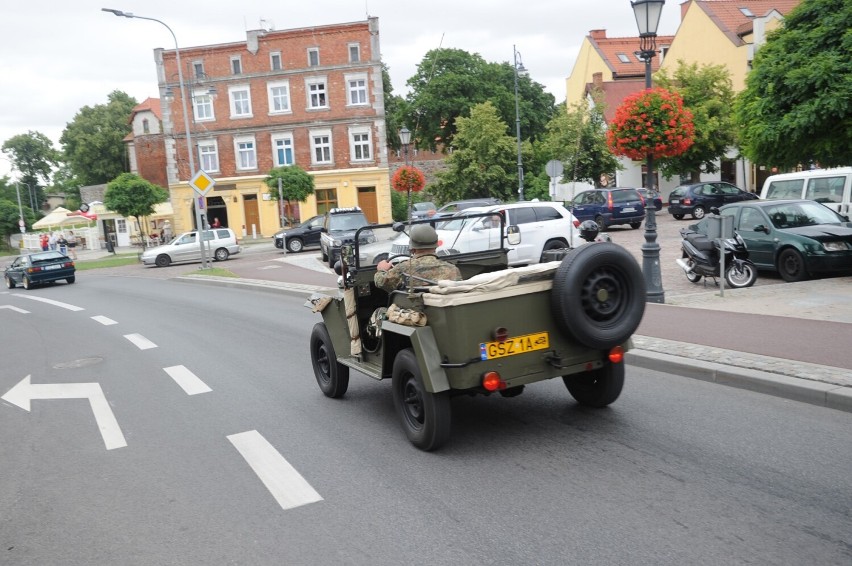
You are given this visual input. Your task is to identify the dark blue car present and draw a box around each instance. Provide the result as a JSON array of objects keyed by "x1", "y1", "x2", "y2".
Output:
[
  {"x1": 4, "y1": 251, "x2": 76, "y2": 290},
  {"x1": 569, "y1": 188, "x2": 646, "y2": 229}
]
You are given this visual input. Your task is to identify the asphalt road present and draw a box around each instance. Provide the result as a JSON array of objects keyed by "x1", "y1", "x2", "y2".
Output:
[{"x1": 2, "y1": 275, "x2": 851, "y2": 565}]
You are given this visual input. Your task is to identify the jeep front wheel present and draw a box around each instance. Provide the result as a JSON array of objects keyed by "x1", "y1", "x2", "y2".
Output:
[
  {"x1": 551, "y1": 242, "x2": 646, "y2": 350},
  {"x1": 563, "y1": 361, "x2": 624, "y2": 407},
  {"x1": 392, "y1": 348, "x2": 451, "y2": 451},
  {"x1": 309, "y1": 323, "x2": 349, "y2": 398}
]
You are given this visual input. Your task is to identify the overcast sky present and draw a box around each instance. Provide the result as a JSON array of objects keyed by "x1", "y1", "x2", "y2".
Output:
[{"x1": 0, "y1": 0, "x2": 685, "y2": 178}]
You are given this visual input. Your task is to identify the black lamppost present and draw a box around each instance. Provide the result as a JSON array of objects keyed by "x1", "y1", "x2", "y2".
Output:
[
  {"x1": 399, "y1": 127, "x2": 413, "y2": 223},
  {"x1": 513, "y1": 45, "x2": 528, "y2": 201},
  {"x1": 632, "y1": 0, "x2": 666, "y2": 304}
]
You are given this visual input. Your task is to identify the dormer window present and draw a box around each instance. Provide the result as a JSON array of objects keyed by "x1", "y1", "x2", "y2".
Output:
[
  {"x1": 617, "y1": 53, "x2": 630, "y2": 63},
  {"x1": 739, "y1": 7, "x2": 754, "y2": 17}
]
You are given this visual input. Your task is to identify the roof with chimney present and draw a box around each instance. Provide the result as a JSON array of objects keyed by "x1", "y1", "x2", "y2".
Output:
[
  {"x1": 692, "y1": 0, "x2": 800, "y2": 46},
  {"x1": 586, "y1": 29, "x2": 675, "y2": 80}
]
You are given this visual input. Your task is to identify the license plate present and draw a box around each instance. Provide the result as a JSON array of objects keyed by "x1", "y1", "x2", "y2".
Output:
[
  {"x1": 621, "y1": 207, "x2": 636, "y2": 213},
  {"x1": 481, "y1": 332, "x2": 549, "y2": 360},
  {"x1": 45, "y1": 264, "x2": 61, "y2": 270},
  {"x1": 670, "y1": 199, "x2": 680, "y2": 204}
]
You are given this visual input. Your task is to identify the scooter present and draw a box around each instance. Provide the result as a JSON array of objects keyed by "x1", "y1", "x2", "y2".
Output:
[{"x1": 676, "y1": 225, "x2": 757, "y2": 289}]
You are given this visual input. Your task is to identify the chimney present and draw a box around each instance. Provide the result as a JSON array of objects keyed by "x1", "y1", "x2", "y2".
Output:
[
  {"x1": 589, "y1": 29, "x2": 607, "y2": 40},
  {"x1": 592, "y1": 72, "x2": 603, "y2": 89}
]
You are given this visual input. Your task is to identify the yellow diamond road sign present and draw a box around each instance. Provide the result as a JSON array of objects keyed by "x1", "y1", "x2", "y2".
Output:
[{"x1": 190, "y1": 170, "x2": 216, "y2": 196}]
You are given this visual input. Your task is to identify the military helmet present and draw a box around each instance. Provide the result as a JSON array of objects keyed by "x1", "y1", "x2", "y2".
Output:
[
  {"x1": 408, "y1": 224, "x2": 439, "y2": 249},
  {"x1": 578, "y1": 220, "x2": 600, "y2": 242}
]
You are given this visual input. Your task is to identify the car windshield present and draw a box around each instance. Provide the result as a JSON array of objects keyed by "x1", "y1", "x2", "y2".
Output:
[
  {"x1": 765, "y1": 202, "x2": 843, "y2": 228},
  {"x1": 671, "y1": 187, "x2": 687, "y2": 197},
  {"x1": 329, "y1": 214, "x2": 367, "y2": 230}
]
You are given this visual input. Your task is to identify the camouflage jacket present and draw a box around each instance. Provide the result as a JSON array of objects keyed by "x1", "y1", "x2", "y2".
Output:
[{"x1": 374, "y1": 254, "x2": 462, "y2": 291}]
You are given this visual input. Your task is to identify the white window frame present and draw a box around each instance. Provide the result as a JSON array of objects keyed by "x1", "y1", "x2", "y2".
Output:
[
  {"x1": 271, "y1": 132, "x2": 295, "y2": 167},
  {"x1": 228, "y1": 84, "x2": 253, "y2": 118},
  {"x1": 197, "y1": 139, "x2": 220, "y2": 173},
  {"x1": 234, "y1": 135, "x2": 258, "y2": 171},
  {"x1": 307, "y1": 48, "x2": 320, "y2": 67},
  {"x1": 349, "y1": 126, "x2": 372, "y2": 162},
  {"x1": 310, "y1": 128, "x2": 333, "y2": 165},
  {"x1": 270, "y1": 51, "x2": 282, "y2": 71},
  {"x1": 267, "y1": 80, "x2": 291, "y2": 115},
  {"x1": 348, "y1": 43, "x2": 360, "y2": 62},
  {"x1": 230, "y1": 55, "x2": 242, "y2": 75},
  {"x1": 346, "y1": 73, "x2": 369, "y2": 106},
  {"x1": 192, "y1": 89, "x2": 215, "y2": 122},
  {"x1": 305, "y1": 77, "x2": 328, "y2": 110}
]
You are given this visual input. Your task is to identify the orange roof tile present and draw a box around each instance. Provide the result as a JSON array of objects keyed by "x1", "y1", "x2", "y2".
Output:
[
  {"x1": 586, "y1": 79, "x2": 647, "y2": 123},
  {"x1": 589, "y1": 31, "x2": 675, "y2": 79},
  {"x1": 694, "y1": 0, "x2": 801, "y2": 46}
]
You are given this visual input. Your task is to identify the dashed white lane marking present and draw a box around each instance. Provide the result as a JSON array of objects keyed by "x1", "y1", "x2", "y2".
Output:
[
  {"x1": 163, "y1": 365, "x2": 211, "y2": 395},
  {"x1": 0, "y1": 305, "x2": 29, "y2": 313},
  {"x1": 91, "y1": 315, "x2": 117, "y2": 325},
  {"x1": 124, "y1": 333, "x2": 157, "y2": 350},
  {"x1": 13, "y1": 294, "x2": 84, "y2": 311},
  {"x1": 227, "y1": 430, "x2": 323, "y2": 511}
]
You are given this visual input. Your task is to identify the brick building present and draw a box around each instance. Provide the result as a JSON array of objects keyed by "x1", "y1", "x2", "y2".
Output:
[{"x1": 132, "y1": 17, "x2": 391, "y2": 238}]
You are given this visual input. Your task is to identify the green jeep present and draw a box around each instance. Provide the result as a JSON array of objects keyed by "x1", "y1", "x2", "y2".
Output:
[{"x1": 306, "y1": 214, "x2": 646, "y2": 451}]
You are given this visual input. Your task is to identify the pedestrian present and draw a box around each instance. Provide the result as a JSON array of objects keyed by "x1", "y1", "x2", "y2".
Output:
[
  {"x1": 39, "y1": 233, "x2": 49, "y2": 251},
  {"x1": 162, "y1": 220, "x2": 173, "y2": 242},
  {"x1": 57, "y1": 233, "x2": 68, "y2": 256},
  {"x1": 211, "y1": 217, "x2": 222, "y2": 228},
  {"x1": 374, "y1": 224, "x2": 462, "y2": 292},
  {"x1": 66, "y1": 230, "x2": 78, "y2": 259},
  {"x1": 48, "y1": 232, "x2": 58, "y2": 251}
]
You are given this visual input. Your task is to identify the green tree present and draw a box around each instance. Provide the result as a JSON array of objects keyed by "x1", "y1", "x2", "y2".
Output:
[
  {"x1": 655, "y1": 61, "x2": 736, "y2": 182},
  {"x1": 60, "y1": 90, "x2": 138, "y2": 186},
  {"x1": 1, "y1": 130, "x2": 60, "y2": 209},
  {"x1": 735, "y1": 0, "x2": 852, "y2": 168},
  {"x1": 432, "y1": 102, "x2": 517, "y2": 202},
  {"x1": 0, "y1": 177, "x2": 38, "y2": 246},
  {"x1": 104, "y1": 173, "x2": 168, "y2": 245},
  {"x1": 264, "y1": 165, "x2": 315, "y2": 225}
]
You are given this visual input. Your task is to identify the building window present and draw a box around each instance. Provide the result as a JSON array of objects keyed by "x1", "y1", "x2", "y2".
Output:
[
  {"x1": 231, "y1": 56, "x2": 242, "y2": 75},
  {"x1": 193, "y1": 90, "x2": 215, "y2": 121},
  {"x1": 142, "y1": 119, "x2": 150, "y2": 134},
  {"x1": 310, "y1": 129, "x2": 332, "y2": 164},
  {"x1": 307, "y1": 48, "x2": 320, "y2": 67},
  {"x1": 267, "y1": 80, "x2": 291, "y2": 114},
  {"x1": 234, "y1": 136, "x2": 257, "y2": 170},
  {"x1": 198, "y1": 140, "x2": 219, "y2": 172},
  {"x1": 617, "y1": 53, "x2": 630, "y2": 63},
  {"x1": 271, "y1": 133, "x2": 294, "y2": 167},
  {"x1": 229, "y1": 85, "x2": 253, "y2": 118},
  {"x1": 306, "y1": 78, "x2": 328, "y2": 109},
  {"x1": 193, "y1": 61, "x2": 204, "y2": 79},
  {"x1": 349, "y1": 128, "x2": 371, "y2": 161},
  {"x1": 315, "y1": 188, "x2": 337, "y2": 214},
  {"x1": 346, "y1": 74, "x2": 368, "y2": 106},
  {"x1": 349, "y1": 43, "x2": 360, "y2": 62},
  {"x1": 270, "y1": 52, "x2": 282, "y2": 71}
]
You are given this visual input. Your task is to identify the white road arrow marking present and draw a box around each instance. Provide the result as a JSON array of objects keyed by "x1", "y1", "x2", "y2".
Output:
[
  {"x1": 124, "y1": 333, "x2": 157, "y2": 350},
  {"x1": 163, "y1": 365, "x2": 211, "y2": 395},
  {"x1": 227, "y1": 430, "x2": 323, "y2": 510},
  {"x1": 13, "y1": 295, "x2": 84, "y2": 311},
  {"x1": 2, "y1": 375, "x2": 127, "y2": 450},
  {"x1": 91, "y1": 315, "x2": 117, "y2": 325},
  {"x1": 0, "y1": 305, "x2": 29, "y2": 313}
]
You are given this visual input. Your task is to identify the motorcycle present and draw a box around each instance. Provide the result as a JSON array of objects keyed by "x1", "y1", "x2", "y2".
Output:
[{"x1": 676, "y1": 224, "x2": 757, "y2": 289}]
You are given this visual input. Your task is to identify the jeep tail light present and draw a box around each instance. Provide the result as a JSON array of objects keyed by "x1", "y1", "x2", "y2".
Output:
[
  {"x1": 492, "y1": 327, "x2": 509, "y2": 342},
  {"x1": 482, "y1": 371, "x2": 506, "y2": 391},
  {"x1": 608, "y1": 346, "x2": 625, "y2": 364}
]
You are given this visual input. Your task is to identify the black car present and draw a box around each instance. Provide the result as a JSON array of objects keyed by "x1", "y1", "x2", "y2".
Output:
[
  {"x1": 274, "y1": 215, "x2": 324, "y2": 253},
  {"x1": 568, "y1": 188, "x2": 646, "y2": 229},
  {"x1": 319, "y1": 207, "x2": 375, "y2": 267},
  {"x1": 668, "y1": 182, "x2": 758, "y2": 220},
  {"x1": 4, "y1": 251, "x2": 76, "y2": 290}
]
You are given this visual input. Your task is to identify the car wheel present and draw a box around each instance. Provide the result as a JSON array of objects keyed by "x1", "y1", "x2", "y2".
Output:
[
  {"x1": 725, "y1": 261, "x2": 757, "y2": 288},
  {"x1": 540, "y1": 239, "x2": 567, "y2": 262},
  {"x1": 309, "y1": 323, "x2": 350, "y2": 398},
  {"x1": 563, "y1": 361, "x2": 624, "y2": 407},
  {"x1": 692, "y1": 206, "x2": 706, "y2": 220},
  {"x1": 5, "y1": 275, "x2": 15, "y2": 289},
  {"x1": 321, "y1": 247, "x2": 328, "y2": 262},
  {"x1": 214, "y1": 248, "x2": 230, "y2": 261},
  {"x1": 777, "y1": 248, "x2": 808, "y2": 282},
  {"x1": 551, "y1": 242, "x2": 646, "y2": 350},
  {"x1": 683, "y1": 256, "x2": 702, "y2": 283},
  {"x1": 274, "y1": 239, "x2": 283, "y2": 249},
  {"x1": 286, "y1": 238, "x2": 304, "y2": 253},
  {"x1": 328, "y1": 251, "x2": 337, "y2": 268},
  {"x1": 630, "y1": 222, "x2": 642, "y2": 229},
  {"x1": 23, "y1": 276, "x2": 32, "y2": 290},
  {"x1": 392, "y1": 348, "x2": 451, "y2": 451},
  {"x1": 673, "y1": 214, "x2": 685, "y2": 220},
  {"x1": 66, "y1": 276, "x2": 76, "y2": 284},
  {"x1": 594, "y1": 215, "x2": 606, "y2": 231},
  {"x1": 155, "y1": 254, "x2": 171, "y2": 267}
]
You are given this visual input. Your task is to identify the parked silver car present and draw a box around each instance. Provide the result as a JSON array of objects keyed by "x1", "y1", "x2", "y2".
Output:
[{"x1": 140, "y1": 228, "x2": 242, "y2": 267}]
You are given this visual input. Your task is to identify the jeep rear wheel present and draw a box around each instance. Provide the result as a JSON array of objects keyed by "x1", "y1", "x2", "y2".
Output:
[
  {"x1": 551, "y1": 242, "x2": 646, "y2": 350},
  {"x1": 309, "y1": 323, "x2": 349, "y2": 398},
  {"x1": 563, "y1": 361, "x2": 624, "y2": 407},
  {"x1": 392, "y1": 348, "x2": 451, "y2": 451}
]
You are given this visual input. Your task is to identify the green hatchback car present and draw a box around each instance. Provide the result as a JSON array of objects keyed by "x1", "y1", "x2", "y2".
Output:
[{"x1": 4, "y1": 251, "x2": 76, "y2": 290}]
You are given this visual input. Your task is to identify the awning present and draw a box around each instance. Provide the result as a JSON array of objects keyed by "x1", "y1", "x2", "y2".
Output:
[{"x1": 32, "y1": 207, "x2": 96, "y2": 230}]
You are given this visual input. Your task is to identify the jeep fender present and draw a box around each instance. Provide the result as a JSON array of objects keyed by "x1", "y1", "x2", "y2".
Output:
[{"x1": 380, "y1": 321, "x2": 450, "y2": 393}]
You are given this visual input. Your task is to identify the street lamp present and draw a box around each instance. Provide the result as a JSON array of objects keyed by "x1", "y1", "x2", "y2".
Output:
[
  {"x1": 398, "y1": 127, "x2": 413, "y2": 223},
  {"x1": 0, "y1": 157, "x2": 25, "y2": 233},
  {"x1": 513, "y1": 46, "x2": 527, "y2": 201},
  {"x1": 102, "y1": 8, "x2": 210, "y2": 268},
  {"x1": 632, "y1": 0, "x2": 666, "y2": 304}
]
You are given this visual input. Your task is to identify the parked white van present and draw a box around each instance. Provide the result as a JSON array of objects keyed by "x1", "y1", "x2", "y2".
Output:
[{"x1": 760, "y1": 167, "x2": 852, "y2": 215}]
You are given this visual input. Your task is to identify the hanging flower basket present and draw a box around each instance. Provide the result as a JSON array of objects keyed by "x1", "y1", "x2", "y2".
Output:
[
  {"x1": 391, "y1": 165, "x2": 426, "y2": 193},
  {"x1": 606, "y1": 87, "x2": 695, "y2": 161}
]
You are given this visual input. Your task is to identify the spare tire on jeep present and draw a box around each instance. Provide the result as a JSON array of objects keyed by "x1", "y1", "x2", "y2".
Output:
[{"x1": 551, "y1": 242, "x2": 646, "y2": 350}]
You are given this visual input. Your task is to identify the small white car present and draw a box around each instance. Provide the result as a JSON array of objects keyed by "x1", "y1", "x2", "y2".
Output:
[{"x1": 141, "y1": 228, "x2": 242, "y2": 267}]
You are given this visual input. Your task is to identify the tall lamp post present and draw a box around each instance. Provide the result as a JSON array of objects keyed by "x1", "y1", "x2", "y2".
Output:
[
  {"x1": 513, "y1": 46, "x2": 528, "y2": 201},
  {"x1": 102, "y1": 8, "x2": 210, "y2": 268},
  {"x1": 398, "y1": 127, "x2": 413, "y2": 223},
  {"x1": 632, "y1": 0, "x2": 666, "y2": 304}
]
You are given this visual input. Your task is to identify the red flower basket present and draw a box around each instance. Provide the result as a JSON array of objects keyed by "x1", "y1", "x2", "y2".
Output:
[
  {"x1": 606, "y1": 87, "x2": 695, "y2": 160},
  {"x1": 391, "y1": 165, "x2": 426, "y2": 193}
]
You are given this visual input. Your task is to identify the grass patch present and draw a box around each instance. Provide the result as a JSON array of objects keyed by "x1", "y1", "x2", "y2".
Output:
[
  {"x1": 75, "y1": 254, "x2": 141, "y2": 270},
  {"x1": 184, "y1": 267, "x2": 239, "y2": 278}
]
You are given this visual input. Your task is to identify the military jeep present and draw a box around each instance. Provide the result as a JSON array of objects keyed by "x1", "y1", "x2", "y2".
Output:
[{"x1": 306, "y1": 214, "x2": 646, "y2": 451}]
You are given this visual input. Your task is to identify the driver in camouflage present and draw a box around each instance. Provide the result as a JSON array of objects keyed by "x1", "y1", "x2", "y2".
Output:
[{"x1": 374, "y1": 224, "x2": 462, "y2": 291}]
